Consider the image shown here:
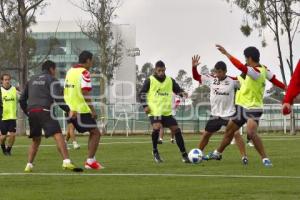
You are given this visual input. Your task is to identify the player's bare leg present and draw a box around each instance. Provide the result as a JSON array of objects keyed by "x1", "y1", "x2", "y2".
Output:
[{"x1": 198, "y1": 131, "x2": 213, "y2": 151}]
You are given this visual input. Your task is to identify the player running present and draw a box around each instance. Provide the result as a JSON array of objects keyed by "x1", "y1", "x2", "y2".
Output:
[
  {"x1": 0, "y1": 74, "x2": 18, "y2": 156},
  {"x1": 19, "y1": 60, "x2": 80, "y2": 172},
  {"x1": 140, "y1": 60, "x2": 190, "y2": 163},
  {"x1": 282, "y1": 60, "x2": 300, "y2": 115},
  {"x1": 192, "y1": 55, "x2": 248, "y2": 165},
  {"x1": 205, "y1": 45, "x2": 286, "y2": 167},
  {"x1": 64, "y1": 50, "x2": 103, "y2": 170}
]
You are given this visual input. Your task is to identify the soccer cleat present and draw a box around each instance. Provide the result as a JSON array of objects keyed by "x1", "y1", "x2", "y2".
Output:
[
  {"x1": 62, "y1": 162, "x2": 77, "y2": 170},
  {"x1": 203, "y1": 152, "x2": 222, "y2": 161},
  {"x1": 262, "y1": 158, "x2": 273, "y2": 167},
  {"x1": 153, "y1": 151, "x2": 163, "y2": 163},
  {"x1": 84, "y1": 160, "x2": 104, "y2": 170},
  {"x1": 24, "y1": 164, "x2": 33, "y2": 172},
  {"x1": 170, "y1": 138, "x2": 176, "y2": 144},
  {"x1": 182, "y1": 153, "x2": 191, "y2": 163},
  {"x1": 73, "y1": 142, "x2": 80, "y2": 150},
  {"x1": 242, "y1": 156, "x2": 248, "y2": 165}
]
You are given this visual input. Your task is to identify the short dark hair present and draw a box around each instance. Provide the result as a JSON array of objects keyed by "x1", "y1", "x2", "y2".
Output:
[
  {"x1": 1, "y1": 73, "x2": 11, "y2": 80},
  {"x1": 244, "y1": 46, "x2": 260, "y2": 63},
  {"x1": 214, "y1": 61, "x2": 227, "y2": 71},
  {"x1": 155, "y1": 60, "x2": 165, "y2": 68},
  {"x1": 42, "y1": 60, "x2": 56, "y2": 72},
  {"x1": 79, "y1": 51, "x2": 93, "y2": 64}
]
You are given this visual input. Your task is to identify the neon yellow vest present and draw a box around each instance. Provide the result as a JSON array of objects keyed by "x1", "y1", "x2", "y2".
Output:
[
  {"x1": 235, "y1": 66, "x2": 267, "y2": 109},
  {"x1": 64, "y1": 67, "x2": 91, "y2": 114},
  {"x1": 1, "y1": 86, "x2": 17, "y2": 120},
  {"x1": 147, "y1": 76, "x2": 173, "y2": 116}
]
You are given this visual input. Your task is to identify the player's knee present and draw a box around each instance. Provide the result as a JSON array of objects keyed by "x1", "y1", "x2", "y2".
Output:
[{"x1": 174, "y1": 128, "x2": 181, "y2": 136}]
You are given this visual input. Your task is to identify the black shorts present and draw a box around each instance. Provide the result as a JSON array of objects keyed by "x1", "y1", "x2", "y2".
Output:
[
  {"x1": 68, "y1": 113, "x2": 98, "y2": 133},
  {"x1": 0, "y1": 120, "x2": 17, "y2": 135},
  {"x1": 149, "y1": 115, "x2": 178, "y2": 128},
  {"x1": 205, "y1": 116, "x2": 230, "y2": 133},
  {"x1": 232, "y1": 105, "x2": 263, "y2": 128},
  {"x1": 28, "y1": 111, "x2": 62, "y2": 138}
]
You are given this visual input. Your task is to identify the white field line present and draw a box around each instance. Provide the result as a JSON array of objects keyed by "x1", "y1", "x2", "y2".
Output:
[
  {"x1": 11, "y1": 137, "x2": 300, "y2": 148},
  {"x1": 0, "y1": 173, "x2": 300, "y2": 179}
]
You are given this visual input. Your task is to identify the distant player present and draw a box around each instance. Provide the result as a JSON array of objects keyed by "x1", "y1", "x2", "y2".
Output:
[
  {"x1": 140, "y1": 60, "x2": 190, "y2": 163},
  {"x1": 282, "y1": 60, "x2": 300, "y2": 115},
  {"x1": 65, "y1": 116, "x2": 80, "y2": 150},
  {"x1": 191, "y1": 55, "x2": 248, "y2": 164},
  {"x1": 19, "y1": 60, "x2": 79, "y2": 172},
  {"x1": 0, "y1": 74, "x2": 18, "y2": 156},
  {"x1": 205, "y1": 45, "x2": 286, "y2": 167},
  {"x1": 64, "y1": 50, "x2": 103, "y2": 170}
]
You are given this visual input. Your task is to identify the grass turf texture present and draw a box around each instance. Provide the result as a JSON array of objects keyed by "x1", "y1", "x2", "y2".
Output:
[{"x1": 0, "y1": 134, "x2": 300, "y2": 200}]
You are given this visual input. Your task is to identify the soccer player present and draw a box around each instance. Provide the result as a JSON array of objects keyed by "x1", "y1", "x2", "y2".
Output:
[
  {"x1": 0, "y1": 74, "x2": 18, "y2": 156},
  {"x1": 205, "y1": 45, "x2": 286, "y2": 167},
  {"x1": 140, "y1": 60, "x2": 190, "y2": 163},
  {"x1": 192, "y1": 55, "x2": 248, "y2": 165},
  {"x1": 19, "y1": 60, "x2": 79, "y2": 172},
  {"x1": 64, "y1": 50, "x2": 103, "y2": 170},
  {"x1": 282, "y1": 60, "x2": 300, "y2": 115},
  {"x1": 65, "y1": 116, "x2": 80, "y2": 150}
]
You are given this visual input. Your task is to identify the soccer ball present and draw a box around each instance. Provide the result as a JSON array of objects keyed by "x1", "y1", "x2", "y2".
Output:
[{"x1": 188, "y1": 148, "x2": 203, "y2": 164}]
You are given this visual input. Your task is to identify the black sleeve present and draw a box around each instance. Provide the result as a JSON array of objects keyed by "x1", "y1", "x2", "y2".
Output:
[
  {"x1": 139, "y1": 78, "x2": 150, "y2": 108},
  {"x1": 172, "y1": 78, "x2": 184, "y2": 96},
  {"x1": 49, "y1": 77, "x2": 70, "y2": 113},
  {"x1": 19, "y1": 83, "x2": 29, "y2": 116}
]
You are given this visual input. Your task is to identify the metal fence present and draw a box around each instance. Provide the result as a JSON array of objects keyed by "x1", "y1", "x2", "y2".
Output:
[{"x1": 52, "y1": 103, "x2": 300, "y2": 135}]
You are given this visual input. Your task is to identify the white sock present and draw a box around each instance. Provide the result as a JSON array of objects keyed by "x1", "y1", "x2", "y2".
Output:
[
  {"x1": 73, "y1": 141, "x2": 78, "y2": 144},
  {"x1": 26, "y1": 163, "x2": 33, "y2": 168},
  {"x1": 87, "y1": 158, "x2": 95, "y2": 164},
  {"x1": 213, "y1": 150, "x2": 221, "y2": 156},
  {"x1": 63, "y1": 159, "x2": 71, "y2": 164}
]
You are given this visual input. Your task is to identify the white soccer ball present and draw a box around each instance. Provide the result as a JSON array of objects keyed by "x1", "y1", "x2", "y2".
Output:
[{"x1": 188, "y1": 148, "x2": 203, "y2": 164}]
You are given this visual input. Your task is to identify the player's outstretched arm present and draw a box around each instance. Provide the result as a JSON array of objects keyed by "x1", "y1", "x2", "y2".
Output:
[
  {"x1": 216, "y1": 44, "x2": 248, "y2": 74},
  {"x1": 282, "y1": 59, "x2": 300, "y2": 115}
]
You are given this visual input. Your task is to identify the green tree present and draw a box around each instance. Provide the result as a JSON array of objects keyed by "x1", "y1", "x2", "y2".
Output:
[
  {"x1": 74, "y1": 0, "x2": 124, "y2": 130},
  {"x1": 175, "y1": 69, "x2": 193, "y2": 93},
  {"x1": 136, "y1": 62, "x2": 154, "y2": 102}
]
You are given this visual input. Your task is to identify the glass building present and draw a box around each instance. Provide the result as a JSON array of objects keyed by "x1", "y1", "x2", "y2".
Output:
[{"x1": 31, "y1": 21, "x2": 138, "y2": 104}]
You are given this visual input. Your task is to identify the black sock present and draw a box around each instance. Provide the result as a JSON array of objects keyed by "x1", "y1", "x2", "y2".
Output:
[
  {"x1": 6, "y1": 146, "x2": 12, "y2": 153},
  {"x1": 1, "y1": 144, "x2": 6, "y2": 152},
  {"x1": 152, "y1": 129, "x2": 160, "y2": 153},
  {"x1": 174, "y1": 128, "x2": 187, "y2": 154},
  {"x1": 247, "y1": 135, "x2": 251, "y2": 143}
]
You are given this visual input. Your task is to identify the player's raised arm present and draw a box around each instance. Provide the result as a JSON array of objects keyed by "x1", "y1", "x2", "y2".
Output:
[{"x1": 192, "y1": 55, "x2": 202, "y2": 82}]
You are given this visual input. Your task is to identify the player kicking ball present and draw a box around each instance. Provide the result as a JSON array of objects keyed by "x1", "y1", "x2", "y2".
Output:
[
  {"x1": 140, "y1": 61, "x2": 190, "y2": 163},
  {"x1": 204, "y1": 45, "x2": 286, "y2": 167},
  {"x1": 192, "y1": 55, "x2": 248, "y2": 165}
]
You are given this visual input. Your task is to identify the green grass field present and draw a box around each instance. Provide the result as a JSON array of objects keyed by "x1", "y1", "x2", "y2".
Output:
[{"x1": 1, "y1": 134, "x2": 300, "y2": 200}]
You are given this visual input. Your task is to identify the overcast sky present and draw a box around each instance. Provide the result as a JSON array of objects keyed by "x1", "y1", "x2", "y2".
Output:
[{"x1": 36, "y1": 0, "x2": 300, "y2": 88}]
